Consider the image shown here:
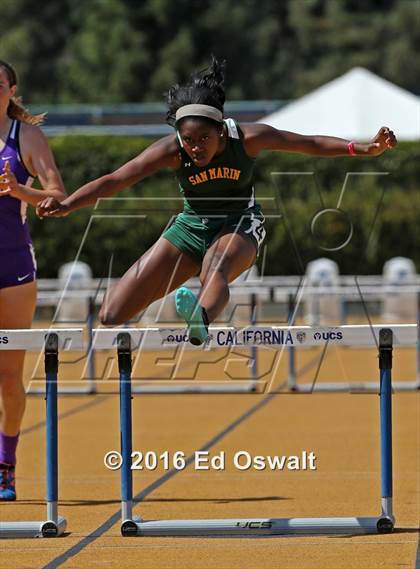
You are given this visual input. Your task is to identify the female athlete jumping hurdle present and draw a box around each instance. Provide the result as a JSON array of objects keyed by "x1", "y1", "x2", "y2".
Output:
[{"x1": 36, "y1": 57, "x2": 396, "y2": 346}]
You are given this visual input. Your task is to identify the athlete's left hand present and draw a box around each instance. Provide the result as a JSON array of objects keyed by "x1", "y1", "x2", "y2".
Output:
[
  {"x1": 366, "y1": 127, "x2": 397, "y2": 156},
  {"x1": 0, "y1": 161, "x2": 19, "y2": 196}
]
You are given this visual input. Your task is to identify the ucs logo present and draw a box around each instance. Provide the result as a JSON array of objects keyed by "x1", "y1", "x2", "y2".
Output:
[
  {"x1": 166, "y1": 334, "x2": 189, "y2": 343},
  {"x1": 235, "y1": 521, "x2": 273, "y2": 529},
  {"x1": 313, "y1": 331, "x2": 343, "y2": 341},
  {"x1": 164, "y1": 333, "x2": 214, "y2": 344}
]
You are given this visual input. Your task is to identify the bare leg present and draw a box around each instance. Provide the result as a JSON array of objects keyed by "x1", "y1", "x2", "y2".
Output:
[
  {"x1": 198, "y1": 232, "x2": 257, "y2": 323},
  {"x1": 0, "y1": 281, "x2": 37, "y2": 435},
  {"x1": 99, "y1": 238, "x2": 200, "y2": 325}
]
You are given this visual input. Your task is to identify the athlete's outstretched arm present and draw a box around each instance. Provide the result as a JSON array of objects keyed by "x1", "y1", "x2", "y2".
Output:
[
  {"x1": 37, "y1": 135, "x2": 180, "y2": 217},
  {"x1": 243, "y1": 123, "x2": 396, "y2": 158}
]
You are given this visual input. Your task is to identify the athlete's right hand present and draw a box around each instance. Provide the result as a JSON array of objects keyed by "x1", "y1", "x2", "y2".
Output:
[
  {"x1": 0, "y1": 161, "x2": 17, "y2": 196},
  {"x1": 36, "y1": 197, "x2": 70, "y2": 218}
]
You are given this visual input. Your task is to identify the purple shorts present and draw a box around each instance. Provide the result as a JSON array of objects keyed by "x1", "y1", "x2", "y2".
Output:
[{"x1": 0, "y1": 244, "x2": 37, "y2": 289}]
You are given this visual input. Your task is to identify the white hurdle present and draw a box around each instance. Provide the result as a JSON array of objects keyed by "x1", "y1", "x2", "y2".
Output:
[
  {"x1": 95, "y1": 324, "x2": 417, "y2": 537},
  {"x1": 281, "y1": 288, "x2": 420, "y2": 392},
  {"x1": 0, "y1": 329, "x2": 83, "y2": 538}
]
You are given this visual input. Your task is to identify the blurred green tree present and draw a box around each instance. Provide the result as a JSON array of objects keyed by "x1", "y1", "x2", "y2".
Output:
[{"x1": 1, "y1": 0, "x2": 418, "y2": 103}]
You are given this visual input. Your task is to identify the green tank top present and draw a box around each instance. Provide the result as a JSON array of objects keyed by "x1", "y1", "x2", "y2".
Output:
[{"x1": 175, "y1": 118, "x2": 257, "y2": 215}]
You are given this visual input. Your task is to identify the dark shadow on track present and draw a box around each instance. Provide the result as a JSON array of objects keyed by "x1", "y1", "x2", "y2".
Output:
[{"x1": 12, "y1": 495, "x2": 289, "y2": 507}]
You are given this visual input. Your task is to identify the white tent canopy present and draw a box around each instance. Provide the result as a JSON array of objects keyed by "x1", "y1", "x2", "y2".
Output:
[{"x1": 260, "y1": 67, "x2": 420, "y2": 141}]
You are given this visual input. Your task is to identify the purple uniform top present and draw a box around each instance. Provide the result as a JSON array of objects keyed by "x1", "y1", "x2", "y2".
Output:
[{"x1": 0, "y1": 119, "x2": 33, "y2": 250}]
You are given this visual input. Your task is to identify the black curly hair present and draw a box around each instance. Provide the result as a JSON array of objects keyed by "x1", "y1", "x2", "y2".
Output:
[{"x1": 166, "y1": 56, "x2": 226, "y2": 127}]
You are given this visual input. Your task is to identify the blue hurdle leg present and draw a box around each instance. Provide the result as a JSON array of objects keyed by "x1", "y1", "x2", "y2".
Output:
[
  {"x1": 417, "y1": 298, "x2": 420, "y2": 383},
  {"x1": 117, "y1": 333, "x2": 135, "y2": 532},
  {"x1": 288, "y1": 346, "x2": 296, "y2": 390},
  {"x1": 250, "y1": 293, "x2": 257, "y2": 384},
  {"x1": 44, "y1": 332, "x2": 67, "y2": 536},
  {"x1": 378, "y1": 328, "x2": 394, "y2": 531},
  {"x1": 287, "y1": 294, "x2": 297, "y2": 390},
  {"x1": 86, "y1": 297, "x2": 96, "y2": 392}
]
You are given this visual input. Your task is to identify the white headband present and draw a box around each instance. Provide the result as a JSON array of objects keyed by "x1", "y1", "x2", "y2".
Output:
[{"x1": 175, "y1": 104, "x2": 223, "y2": 123}]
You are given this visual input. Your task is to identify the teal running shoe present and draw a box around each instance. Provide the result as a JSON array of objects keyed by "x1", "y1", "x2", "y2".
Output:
[
  {"x1": 175, "y1": 287, "x2": 209, "y2": 346},
  {"x1": 0, "y1": 462, "x2": 16, "y2": 501}
]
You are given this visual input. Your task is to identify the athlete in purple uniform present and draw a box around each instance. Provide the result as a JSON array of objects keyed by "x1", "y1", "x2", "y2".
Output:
[{"x1": 0, "y1": 60, "x2": 66, "y2": 500}]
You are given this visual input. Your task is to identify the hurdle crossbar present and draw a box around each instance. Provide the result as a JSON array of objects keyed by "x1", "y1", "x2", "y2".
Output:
[
  {"x1": 0, "y1": 328, "x2": 83, "y2": 351},
  {"x1": 106, "y1": 325, "x2": 411, "y2": 536},
  {"x1": 92, "y1": 324, "x2": 416, "y2": 393},
  {"x1": 0, "y1": 329, "x2": 83, "y2": 538},
  {"x1": 93, "y1": 324, "x2": 417, "y2": 350}
]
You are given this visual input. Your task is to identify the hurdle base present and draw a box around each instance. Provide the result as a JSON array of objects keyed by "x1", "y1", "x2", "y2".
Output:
[
  {"x1": 0, "y1": 516, "x2": 67, "y2": 538},
  {"x1": 290, "y1": 381, "x2": 420, "y2": 393},
  {"x1": 27, "y1": 385, "x2": 96, "y2": 396},
  {"x1": 130, "y1": 382, "x2": 260, "y2": 394},
  {"x1": 121, "y1": 515, "x2": 394, "y2": 537}
]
